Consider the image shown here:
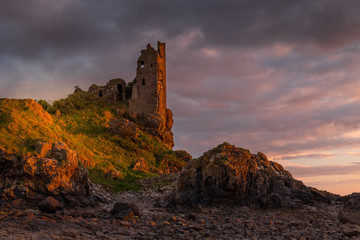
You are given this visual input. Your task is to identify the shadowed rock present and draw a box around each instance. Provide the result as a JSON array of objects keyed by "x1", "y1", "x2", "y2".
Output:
[
  {"x1": 338, "y1": 194, "x2": 360, "y2": 225},
  {"x1": 38, "y1": 196, "x2": 63, "y2": 213},
  {"x1": 111, "y1": 202, "x2": 140, "y2": 220},
  {"x1": 171, "y1": 142, "x2": 338, "y2": 208}
]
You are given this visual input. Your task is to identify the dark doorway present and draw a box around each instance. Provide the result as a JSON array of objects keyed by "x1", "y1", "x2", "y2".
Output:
[
  {"x1": 117, "y1": 84, "x2": 123, "y2": 101},
  {"x1": 99, "y1": 90, "x2": 103, "y2": 97},
  {"x1": 142, "y1": 78, "x2": 145, "y2": 86}
]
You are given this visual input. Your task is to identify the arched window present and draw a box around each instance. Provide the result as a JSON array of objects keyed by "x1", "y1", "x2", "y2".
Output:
[
  {"x1": 142, "y1": 78, "x2": 146, "y2": 86},
  {"x1": 99, "y1": 90, "x2": 103, "y2": 97},
  {"x1": 140, "y1": 60, "x2": 144, "y2": 68}
]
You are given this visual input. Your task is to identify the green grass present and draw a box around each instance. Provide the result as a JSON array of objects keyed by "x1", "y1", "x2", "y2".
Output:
[
  {"x1": 0, "y1": 93, "x2": 187, "y2": 191},
  {"x1": 89, "y1": 168, "x2": 157, "y2": 192}
]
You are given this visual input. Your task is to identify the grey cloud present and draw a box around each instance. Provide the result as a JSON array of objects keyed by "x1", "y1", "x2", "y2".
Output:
[
  {"x1": 1, "y1": 0, "x2": 360, "y2": 163},
  {"x1": 2, "y1": 0, "x2": 360, "y2": 60}
]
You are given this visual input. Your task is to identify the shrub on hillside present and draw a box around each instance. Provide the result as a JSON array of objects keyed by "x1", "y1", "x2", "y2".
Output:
[{"x1": 37, "y1": 100, "x2": 50, "y2": 111}]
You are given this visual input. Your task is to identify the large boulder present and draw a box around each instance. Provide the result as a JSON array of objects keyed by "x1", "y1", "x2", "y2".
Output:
[
  {"x1": 111, "y1": 202, "x2": 140, "y2": 220},
  {"x1": 38, "y1": 196, "x2": 63, "y2": 213},
  {"x1": 171, "y1": 142, "x2": 337, "y2": 207},
  {"x1": 0, "y1": 142, "x2": 91, "y2": 205}
]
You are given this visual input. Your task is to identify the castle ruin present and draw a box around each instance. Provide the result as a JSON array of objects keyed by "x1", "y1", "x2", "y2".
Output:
[
  {"x1": 81, "y1": 42, "x2": 174, "y2": 148},
  {"x1": 87, "y1": 78, "x2": 126, "y2": 102},
  {"x1": 129, "y1": 42, "x2": 167, "y2": 125}
]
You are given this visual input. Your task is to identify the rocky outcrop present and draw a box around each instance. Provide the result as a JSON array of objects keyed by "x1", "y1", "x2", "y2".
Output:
[
  {"x1": 109, "y1": 108, "x2": 174, "y2": 148},
  {"x1": 338, "y1": 194, "x2": 360, "y2": 225},
  {"x1": 109, "y1": 118, "x2": 138, "y2": 138},
  {"x1": 143, "y1": 108, "x2": 174, "y2": 148},
  {"x1": 171, "y1": 142, "x2": 337, "y2": 207},
  {"x1": 0, "y1": 142, "x2": 92, "y2": 206}
]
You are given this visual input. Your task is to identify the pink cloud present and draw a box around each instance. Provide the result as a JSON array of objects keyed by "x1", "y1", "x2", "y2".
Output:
[{"x1": 285, "y1": 163, "x2": 360, "y2": 177}]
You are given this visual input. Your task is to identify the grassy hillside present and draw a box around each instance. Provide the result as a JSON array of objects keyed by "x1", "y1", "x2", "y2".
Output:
[{"x1": 0, "y1": 92, "x2": 187, "y2": 191}]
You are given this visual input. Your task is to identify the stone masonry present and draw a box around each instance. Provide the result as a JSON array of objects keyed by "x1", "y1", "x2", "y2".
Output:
[
  {"x1": 129, "y1": 42, "x2": 167, "y2": 122},
  {"x1": 87, "y1": 78, "x2": 126, "y2": 102},
  {"x1": 129, "y1": 42, "x2": 174, "y2": 148}
]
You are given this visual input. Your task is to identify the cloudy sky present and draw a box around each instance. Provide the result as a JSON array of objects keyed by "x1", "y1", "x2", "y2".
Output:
[{"x1": 1, "y1": 0, "x2": 360, "y2": 195}]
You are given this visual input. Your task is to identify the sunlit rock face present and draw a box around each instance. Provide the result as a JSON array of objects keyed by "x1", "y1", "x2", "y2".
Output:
[
  {"x1": 172, "y1": 142, "x2": 337, "y2": 207},
  {"x1": 141, "y1": 108, "x2": 174, "y2": 148},
  {"x1": 0, "y1": 142, "x2": 90, "y2": 202}
]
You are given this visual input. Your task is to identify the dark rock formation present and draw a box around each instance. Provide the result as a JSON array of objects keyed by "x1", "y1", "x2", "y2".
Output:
[
  {"x1": 38, "y1": 196, "x2": 63, "y2": 213},
  {"x1": 338, "y1": 194, "x2": 360, "y2": 225},
  {"x1": 0, "y1": 142, "x2": 92, "y2": 206},
  {"x1": 111, "y1": 202, "x2": 140, "y2": 220},
  {"x1": 171, "y1": 142, "x2": 337, "y2": 207},
  {"x1": 0, "y1": 150, "x2": 23, "y2": 200}
]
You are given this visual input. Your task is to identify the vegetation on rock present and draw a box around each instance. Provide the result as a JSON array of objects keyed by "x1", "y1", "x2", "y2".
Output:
[{"x1": 0, "y1": 92, "x2": 188, "y2": 192}]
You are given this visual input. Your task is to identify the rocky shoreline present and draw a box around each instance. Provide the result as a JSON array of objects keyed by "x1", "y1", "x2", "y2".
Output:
[
  {"x1": 0, "y1": 174, "x2": 359, "y2": 240},
  {"x1": 1, "y1": 142, "x2": 360, "y2": 239}
]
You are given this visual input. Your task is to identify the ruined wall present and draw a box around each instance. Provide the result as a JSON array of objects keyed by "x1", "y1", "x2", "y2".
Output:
[{"x1": 88, "y1": 78, "x2": 126, "y2": 102}]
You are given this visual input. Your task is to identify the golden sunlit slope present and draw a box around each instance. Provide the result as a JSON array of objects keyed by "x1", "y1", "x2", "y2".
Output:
[{"x1": 0, "y1": 93, "x2": 188, "y2": 191}]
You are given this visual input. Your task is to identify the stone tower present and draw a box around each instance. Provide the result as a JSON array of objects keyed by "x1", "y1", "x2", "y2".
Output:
[
  {"x1": 129, "y1": 41, "x2": 167, "y2": 122},
  {"x1": 129, "y1": 42, "x2": 174, "y2": 148}
]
